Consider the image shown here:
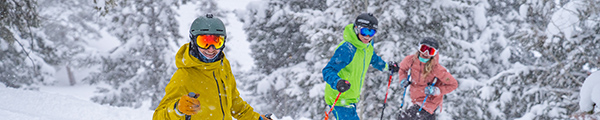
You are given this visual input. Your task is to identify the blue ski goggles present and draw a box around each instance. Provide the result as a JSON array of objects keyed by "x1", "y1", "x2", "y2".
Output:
[{"x1": 356, "y1": 25, "x2": 377, "y2": 36}]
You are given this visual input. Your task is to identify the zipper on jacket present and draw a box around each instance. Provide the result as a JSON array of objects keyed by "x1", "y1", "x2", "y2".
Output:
[
  {"x1": 359, "y1": 48, "x2": 366, "y2": 93},
  {"x1": 213, "y1": 72, "x2": 225, "y2": 120}
]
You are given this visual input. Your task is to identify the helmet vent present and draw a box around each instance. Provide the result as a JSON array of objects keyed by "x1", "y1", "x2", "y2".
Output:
[
  {"x1": 200, "y1": 29, "x2": 209, "y2": 31},
  {"x1": 217, "y1": 29, "x2": 224, "y2": 32}
]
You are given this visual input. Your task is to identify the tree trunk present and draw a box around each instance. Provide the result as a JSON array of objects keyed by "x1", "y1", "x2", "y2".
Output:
[{"x1": 66, "y1": 66, "x2": 76, "y2": 86}]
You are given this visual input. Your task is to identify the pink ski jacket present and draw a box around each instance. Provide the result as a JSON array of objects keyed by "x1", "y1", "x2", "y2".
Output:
[{"x1": 397, "y1": 54, "x2": 458, "y2": 114}]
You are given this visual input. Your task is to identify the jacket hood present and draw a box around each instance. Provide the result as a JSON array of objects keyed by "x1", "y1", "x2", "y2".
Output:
[
  {"x1": 343, "y1": 24, "x2": 372, "y2": 49},
  {"x1": 175, "y1": 43, "x2": 225, "y2": 70}
]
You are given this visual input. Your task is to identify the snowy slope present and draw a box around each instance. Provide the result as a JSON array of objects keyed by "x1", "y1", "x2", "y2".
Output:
[
  {"x1": 0, "y1": 87, "x2": 153, "y2": 120},
  {"x1": 0, "y1": 86, "x2": 305, "y2": 120}
]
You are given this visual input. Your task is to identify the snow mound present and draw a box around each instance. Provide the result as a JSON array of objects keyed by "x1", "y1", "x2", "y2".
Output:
[
  {"x1": 580, "y1": 71, "x2": 600, "y2": 113},
  {"x1": 0, "y1": 87, "x2": 153, "y2": 120}
]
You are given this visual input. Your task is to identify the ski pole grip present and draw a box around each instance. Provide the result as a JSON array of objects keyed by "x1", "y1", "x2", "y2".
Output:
[{"x1": 188, "y1": 92, "x2": 198, "y2": 98}]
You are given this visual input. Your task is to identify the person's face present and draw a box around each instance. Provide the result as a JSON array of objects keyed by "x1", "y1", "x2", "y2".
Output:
[
  {"x1": 198, "y1": 46, "x2": 221, "y2": 59},
  {"x1": 419, "y1": 51, "x2": 432, "y2": 59},
  {"x1": 357, "y1": 33, "x2": 373, "y2": 44},
  {"x1": 194, "y1": 34, "x2": 225, "y2": 59},
  {"x1": 355, "y1": 26, "x2": 374, "y2": 44}
]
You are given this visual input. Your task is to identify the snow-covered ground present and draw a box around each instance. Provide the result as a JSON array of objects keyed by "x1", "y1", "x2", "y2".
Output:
[
  {"x1": 0, "y1": 86, "x2": 308, "y2": 120},
  {"x1": 0, "y1": 85, "x2": 304, "y2": 120},
  {"x1": 0, "y1": 86, "x2": 153, "y2": 120}
]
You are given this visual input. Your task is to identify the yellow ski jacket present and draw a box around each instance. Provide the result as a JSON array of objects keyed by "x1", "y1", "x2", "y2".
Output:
[{"x1": 153, "y1": 43, "x2": 260, "y2": 120}]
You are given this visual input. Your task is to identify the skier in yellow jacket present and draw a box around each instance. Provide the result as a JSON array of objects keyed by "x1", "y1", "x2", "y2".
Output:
[{"x1": 153, "y1": 14, "x2": 272, "y2": 120}]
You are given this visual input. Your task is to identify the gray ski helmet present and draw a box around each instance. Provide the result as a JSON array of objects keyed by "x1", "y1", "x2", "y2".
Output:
[
  {"x1": 354, "y1": 13, "x2": 378, "y2": 29},
  {"x1": 419, "y1": 37, "x2": 439, "y2": 49},
  {"x1": 189, "y1": 14, "x2": 226, "y2": 37}
]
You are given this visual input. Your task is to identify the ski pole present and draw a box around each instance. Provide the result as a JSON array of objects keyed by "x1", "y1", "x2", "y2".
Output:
[
  {"x1": 265, "y1": 113, "x2": 273, "y2": 119},
  {"x1": 419, "y1": 78, "x2": 438, "y2": 112},
  {"x1": 324, "y1": 92, "x2": 342, "y2": 120},
  {"x1": 400, "y1": 68, "x2": 412, "y2": 109},
  {"x1": 186, "y1": 92, "x2": 198, "y2": 120},
  {"x1": 379, "y1": 70, "x2": 394, "y2": 120}
]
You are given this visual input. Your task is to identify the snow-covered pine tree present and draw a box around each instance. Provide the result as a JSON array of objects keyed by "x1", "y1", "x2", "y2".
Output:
[
  {"x1": 37, "y1": 0, "x2": 106, "y2": 85},
  {"x1": 506, "y1": 0, "x2": 600, "y2": 119},
  {"x1": 238, "y1": 0, "x2": 324, "y2": 118},
  {"x1": 238, "y1": 0, "x2": 370, "y2": 118},
  {"x1": 1, "y1": 0, "x2": 99, "y2": 89},
  {"x1": 84, "y1": 0, "x2": 185, "y2": 109},
  {"x1": 439, "y1": 0, "x2": 523, "y2": 119},
  {"x1": 0, "y1": 0, "x2": 42, "y2": 88},
  {"x1": 242, "y1": 1, "x2": 311, "y2": 74}
]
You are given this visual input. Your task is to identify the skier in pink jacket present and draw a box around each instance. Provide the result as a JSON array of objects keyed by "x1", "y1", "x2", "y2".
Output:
[{"x1": 397, "y1": 37, "x2": 458, "y2": 120}]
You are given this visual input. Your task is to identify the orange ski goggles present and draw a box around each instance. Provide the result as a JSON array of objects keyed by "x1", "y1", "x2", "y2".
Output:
[{"x1": 195, "y1": 35, "x2": 225, "y2": 49}]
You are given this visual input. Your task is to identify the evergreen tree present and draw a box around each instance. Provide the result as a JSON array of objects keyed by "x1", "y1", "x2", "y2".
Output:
[
  {"x1": 238, "y1": 0, "x2": 356, "y2": 118},
  {"x1": 506, "y1": 0, "x2": 599, "y2": 119},
  {"x1": 440, "y1": 0, "x2": 520, "y2": 119},
  {"x1": 0, "y1": 0, "x2": 42, "y2": 88},
  {"x1": 38, "y1": 0, "x2": 105, "y2": 86},
  {"x1": 84, "y1": 0, "x2": 184, "y2": 109},
  {"x1": 1, "y1": 0, "x2": 97, "y2": 89},
  {"x1": 242, "y1": 1, "x2": 311, "y2": 74}
]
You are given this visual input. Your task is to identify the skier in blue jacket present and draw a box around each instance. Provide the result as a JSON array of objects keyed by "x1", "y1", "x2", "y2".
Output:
[{"x1": 322, "y1": 13, "x2": 400, "y2": 120}]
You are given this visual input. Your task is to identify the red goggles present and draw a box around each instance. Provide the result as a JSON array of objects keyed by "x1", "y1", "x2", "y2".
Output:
[
  {"x1": 195, "y1": 35, "x2": 225, "y2": 49},
  {"x1": 419, "y1": 44, "x2": 438, "y2": 56}
]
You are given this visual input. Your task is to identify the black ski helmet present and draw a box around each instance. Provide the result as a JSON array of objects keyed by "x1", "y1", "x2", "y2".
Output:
[
  {"x1": 354, "y1": 13, "x2": 378, "y2": 29},
  {"x1": 419, "y1": 37, "x2": 439, "y2": 49}
]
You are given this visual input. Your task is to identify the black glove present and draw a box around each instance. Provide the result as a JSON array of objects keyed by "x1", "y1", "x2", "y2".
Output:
[
  {"x1": 388, "y1": 62, "x2": 399, "y2": 73},
  {"x1": 336, "y1": 80, "x2": 351, "y2": 93}
]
